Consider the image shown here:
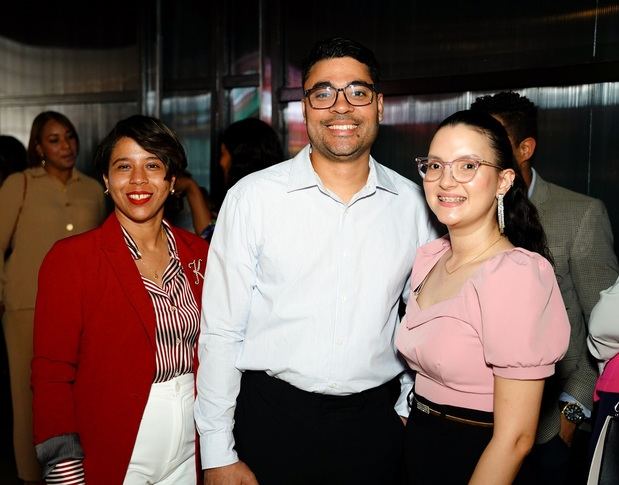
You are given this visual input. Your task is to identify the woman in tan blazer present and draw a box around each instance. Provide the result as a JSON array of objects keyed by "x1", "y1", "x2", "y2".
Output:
[{"x1": 0, "y1": 111, "x2": 105, "y2": 484}]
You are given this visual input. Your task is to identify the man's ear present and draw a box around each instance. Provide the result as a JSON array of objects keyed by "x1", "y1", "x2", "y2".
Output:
[
  {"x1": 301, "y1": 99, "x2": 307, "y2": 124},
  {"x1": 517, "y1": 137, "x2": 536, "y2": 162},
  {"x1": 377, "y1": 93, "x2": 384, "y2": 123}
]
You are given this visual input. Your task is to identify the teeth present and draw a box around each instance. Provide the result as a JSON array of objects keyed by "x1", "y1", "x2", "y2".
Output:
[
  {"x1": 128, "y1": 193, "x2": 151, "y2": 200},
  {"x1": 328, "y1": 124, "x2": 357, "y2": 130},
  {"x1": 439, "y1": 196, "x2": 466, "y2": 202}
]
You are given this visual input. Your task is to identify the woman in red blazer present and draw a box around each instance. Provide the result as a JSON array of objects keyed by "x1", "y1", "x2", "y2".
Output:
[{"x1": 32, "y1": 115, "x2": 210, "y2": 485}]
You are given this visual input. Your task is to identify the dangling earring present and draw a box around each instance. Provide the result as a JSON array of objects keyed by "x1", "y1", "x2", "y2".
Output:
[
  {"x1": 170, "y1": 187, "x2": 175, "y2": 195},
  {"x1": 41, "y1": 159, "x2": 46, "y2": 167},
  {"x1": 497, "y1": 193, "x2": 505, "y2": 234},
  {"x1": 104, "y1": 188, "x2": 109, "y2": 195}
]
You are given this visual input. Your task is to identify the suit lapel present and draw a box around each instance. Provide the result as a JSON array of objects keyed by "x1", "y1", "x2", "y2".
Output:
[
  {"x1": 100, "y1": 214, "x2": 158, "y2": 349},
  {"x1": 530, "y1": 172, "x2": 551, "y2": 208}
]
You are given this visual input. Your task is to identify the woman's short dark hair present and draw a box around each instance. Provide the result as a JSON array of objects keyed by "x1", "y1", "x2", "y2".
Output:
[
  {"x1": 221, "y1": 118, "x2": 283, "y2": 188},
  {"x1": 27, "y1": 111, "x2": 80, "y2": 167},
  {"x1": 437, "y1": 110, "x2": 552, "y2": 263},
  {"x1": 94, "y1": 115, "x2": 187, "y2": 180},
  {"x1": 301, "y1": 36, "x2": 381, "y2": 88}
]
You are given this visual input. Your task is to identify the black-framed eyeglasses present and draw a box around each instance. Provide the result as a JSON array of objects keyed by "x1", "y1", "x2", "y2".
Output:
[
  {"x1": 415, "y1": 156, "x2": 503, "y2": 183},
  {"x1": 303, "y1": 82, "x2": 376, "y2": 109}
]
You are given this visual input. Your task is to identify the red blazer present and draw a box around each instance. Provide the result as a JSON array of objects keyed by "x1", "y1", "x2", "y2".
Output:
[{"x1": 32, "y1": 213, "x2": 209, "y2": 485}]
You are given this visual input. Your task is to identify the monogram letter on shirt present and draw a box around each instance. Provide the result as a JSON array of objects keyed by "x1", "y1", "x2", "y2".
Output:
[{"x1": 188, "y1": 259, "x2": 205, "y2": 285}]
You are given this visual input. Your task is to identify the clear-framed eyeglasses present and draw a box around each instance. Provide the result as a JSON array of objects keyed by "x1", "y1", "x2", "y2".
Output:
[
  {"x1": 303, "y1": 82, "x2": 377, "y2": 109},
  {"x1": 416, "y1": 156, "x2": 503, "y2": 183}
]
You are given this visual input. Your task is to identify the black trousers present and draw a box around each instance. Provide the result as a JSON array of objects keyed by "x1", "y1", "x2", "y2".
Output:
[
  {"x1": 520, "y1": 427, "x2": 592, "y2": 485},
  {"x1": 404, "y1": 395, "x2": 494, "y2": 485},
  {"x1": 233, "y1": 371, "x2": 405, "y2": 485}
]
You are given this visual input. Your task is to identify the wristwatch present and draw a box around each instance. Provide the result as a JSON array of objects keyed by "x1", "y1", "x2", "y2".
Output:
[{"x1": 559, "y1": 400, "x2": 585, "y2": 425}]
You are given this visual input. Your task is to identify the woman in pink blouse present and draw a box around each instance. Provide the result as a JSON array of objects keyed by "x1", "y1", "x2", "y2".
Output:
[{"x1": 396, "y1": 110, "x2": 570, "y2": 484}]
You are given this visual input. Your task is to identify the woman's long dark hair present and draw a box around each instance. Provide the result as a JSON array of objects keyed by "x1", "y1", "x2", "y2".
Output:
[{"x1": 437, "y1": 110, "x2": 553, "y2": 264}]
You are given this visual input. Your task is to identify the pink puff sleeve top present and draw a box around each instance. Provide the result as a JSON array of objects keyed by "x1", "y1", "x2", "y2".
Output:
[{"x1": 396, "y1": 237, "x2": 571, "y2": 412}]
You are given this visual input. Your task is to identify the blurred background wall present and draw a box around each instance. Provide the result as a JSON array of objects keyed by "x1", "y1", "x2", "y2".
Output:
[{"x1": 1, "y1": 0, "x2": 618, "y2": 239}]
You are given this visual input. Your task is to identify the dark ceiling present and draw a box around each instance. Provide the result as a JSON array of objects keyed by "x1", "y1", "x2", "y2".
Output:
[{"x1": 0, "y1": 1, "x2": 139, "y2": 49}]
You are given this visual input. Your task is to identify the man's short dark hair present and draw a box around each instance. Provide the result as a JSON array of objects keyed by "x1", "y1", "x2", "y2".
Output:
[
  {"x1": 470, "y1": 91, "x2": 538, "y2": 145},
  {"x1": 301, "y1": 37, "x2": 380, "y2": 89}
]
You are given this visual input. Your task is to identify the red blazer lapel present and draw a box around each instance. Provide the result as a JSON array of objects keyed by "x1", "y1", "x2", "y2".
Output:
[{"x1": 99, "y1": 214, "x2": 158, "y2": 350}]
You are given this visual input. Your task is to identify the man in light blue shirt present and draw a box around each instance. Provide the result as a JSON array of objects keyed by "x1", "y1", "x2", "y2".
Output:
[{"x1": 195, "y1": 37, "x2": 435, "y2": 485}]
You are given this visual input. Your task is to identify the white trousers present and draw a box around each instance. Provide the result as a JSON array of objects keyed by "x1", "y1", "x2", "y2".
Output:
[{"x1": 124, "y1": 373, "x2": 196, "y2": 485}]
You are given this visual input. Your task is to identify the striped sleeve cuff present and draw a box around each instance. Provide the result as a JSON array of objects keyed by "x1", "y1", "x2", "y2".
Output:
[
  {"x1": 35, "y1": 433, "x2": 84, "y2": 479},
  {"x1": 45, "y1": 459, "x2": 85, "y2": 484}
]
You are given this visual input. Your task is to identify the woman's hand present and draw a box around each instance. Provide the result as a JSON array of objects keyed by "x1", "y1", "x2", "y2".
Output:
[
  {"x1": 204, "y1": 461, "x2": 259, "y2": 485},
  {"x1": 173, "y1": 175, "x2": 212, "y2": 234}
]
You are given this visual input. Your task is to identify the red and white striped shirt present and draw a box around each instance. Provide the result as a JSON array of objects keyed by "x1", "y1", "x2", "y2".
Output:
[{"x1": 121, "y1": 221, "x2": 200, "y2": 383}]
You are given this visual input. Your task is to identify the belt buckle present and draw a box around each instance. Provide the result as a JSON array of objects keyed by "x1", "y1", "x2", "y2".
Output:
[{"x1": 416, "y1": 400, "x2": 430, "y2": 414}]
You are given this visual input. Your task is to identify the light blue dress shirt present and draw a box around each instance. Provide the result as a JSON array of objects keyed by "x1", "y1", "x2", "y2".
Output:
[{"x1": 195, "y1": 145, "x2": 436, "y2": 468}]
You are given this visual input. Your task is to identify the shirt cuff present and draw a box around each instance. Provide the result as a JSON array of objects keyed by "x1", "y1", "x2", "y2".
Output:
[
  {"x1": 395, "y1": 373, "x2": 414, "y2": 418},
  {"x1": 45, "y1": 459, "x2": 85, "y2": 484},
  {"x1": 559, "y1": 392, "x2": 592, "y2": 418},
  {"x1": 493, "y1": 364, "x2": 555, "y2": 380},
  {"x1": 35, "y1": 433, "x2": 84, "y2": 479},
  {"x1": 199, "y1": 430, "x2": 239, "y2": 469}
]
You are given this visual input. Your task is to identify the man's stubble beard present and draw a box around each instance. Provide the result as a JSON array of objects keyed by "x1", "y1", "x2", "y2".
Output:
[{"x1": 308, "y1": 116, "x2": 380, "y2": 163}]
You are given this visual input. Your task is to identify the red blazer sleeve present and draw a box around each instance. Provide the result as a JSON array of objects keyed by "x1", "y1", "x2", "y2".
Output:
[{"x1": 32, "y1": 238, "x2": 85, "y2": 444}]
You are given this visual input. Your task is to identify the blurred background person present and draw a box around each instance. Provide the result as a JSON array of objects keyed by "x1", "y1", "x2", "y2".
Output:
[
  {"x1": 32, "y1": 115, "x2": 209, "y2": 484},
  {"x1": 219, "y1": 117, "x2": 284, "y2": 192},
  {"x1": 202, "y1": 117, "x2": 283, "y2": 241},
  {"x1": 396, "y1": 110, "x2": 570, "y2": 484},
  {"x1": 587, "y1": 275, "x2": 619, "y2": 468},
  {"x1": 0, "y1": 135, "x2": 27, "y2": 264},
  {"x1": 164, "y1": 168, "x2": 212, "y2": 236},
  {"x1": 0, "y1": 135, "x2": 27, "y2": 186},
  {"x1": 0, "y1": 111, "x2": 105, "y2": 484}
]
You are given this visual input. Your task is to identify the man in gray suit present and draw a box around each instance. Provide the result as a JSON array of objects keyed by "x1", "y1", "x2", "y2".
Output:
[{"x1": 472, "y1": 91, "x2": 618, "y2": 484}]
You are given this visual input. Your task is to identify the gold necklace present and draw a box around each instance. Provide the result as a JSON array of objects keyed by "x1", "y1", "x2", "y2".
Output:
[
  {"x1": 136, "y1": 229, "x2": 167, "y2": 280},
  {"x1": 444, "y1": 234, "x2": 504, "y2": 275},
  {"x1": 139, "y1": 258, "x2": 162, "y2": 279}
]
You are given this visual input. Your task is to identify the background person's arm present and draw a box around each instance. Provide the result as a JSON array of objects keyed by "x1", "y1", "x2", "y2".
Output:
[
  {"x1": 561, "y1": 198, "x2": 618, "y2": 441},
  {"x1": 0, "y1": 173, "x2": 26, "y2": 317},
  {"x1": 588, "y1": 275, "x2": 619, "y2": 365},
  {"x1": 174, "y1": 174, "x2": 212, "y2": 234}
]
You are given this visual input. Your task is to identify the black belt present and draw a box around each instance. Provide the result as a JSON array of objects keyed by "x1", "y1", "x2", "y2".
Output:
[
  {"x1": 413, "y1": 396, "x2": 494, "y2": 428},
  {"x1": 242, "y1": 371, "x2": 399, "y2": 410}
]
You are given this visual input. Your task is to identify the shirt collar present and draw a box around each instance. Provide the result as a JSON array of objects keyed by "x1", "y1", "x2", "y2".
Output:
[
  {"x1": 286, "y1": 145, "x2": 319, "y2": 192},
  {"x1": 120, "y1": 219, "x2": 179, "y2": 261},
  {"x1": 528, "y1": 168, "x2": 537, "y2": 198},
  {"x1": 286, "y1": 144, "x2": 399, "y2": 196},
  {"x1": 30, "y1": 165, "x2": 83, "y2": 182}
]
